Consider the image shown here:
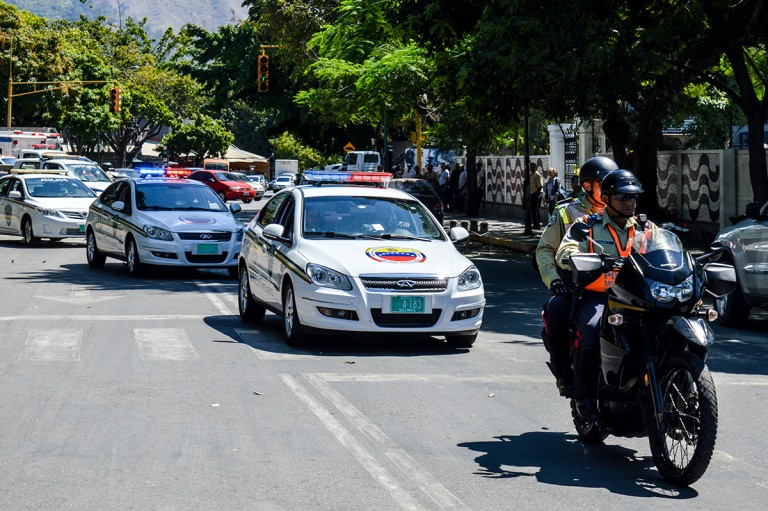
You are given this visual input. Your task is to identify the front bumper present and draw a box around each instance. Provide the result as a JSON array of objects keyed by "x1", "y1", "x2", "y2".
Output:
[
  {"x1": 33, "y1": 216, "x2": 86, "y2": 238},
  {"x1": 136, "y1": 236, "x2": 241, "y2": 268},
  {"x1": 292, "y1": 276, "x2": 485, "y2": 335}
]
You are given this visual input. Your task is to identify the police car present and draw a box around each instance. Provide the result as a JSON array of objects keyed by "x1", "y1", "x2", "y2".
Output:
[
  {"x1": 0, "y1": 170, "x2": 97, "y2": 245},
  {"x1": 237, "y1": 171, "x2": 485, "y2": 347},
  {"x1": 85, "y1": 177, "x2": 245, "y2": 277}
]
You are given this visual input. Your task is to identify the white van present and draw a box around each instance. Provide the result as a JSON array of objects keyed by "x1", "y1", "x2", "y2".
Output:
[{"x1": 343, "y1": 151, "x2": 381, "y2": 172}]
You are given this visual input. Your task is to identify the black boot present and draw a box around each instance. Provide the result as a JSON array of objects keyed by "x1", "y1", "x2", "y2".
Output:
[{"x1": 573, "y1": 348, "x2": 600, "y2": 423}]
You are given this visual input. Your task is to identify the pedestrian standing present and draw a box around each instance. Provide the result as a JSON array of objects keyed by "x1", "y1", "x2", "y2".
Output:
[
  {"x1": 568, "y1": 173, "x2": 581, "y2": 199},
  {"x1": 456, "y1": 164, "x2": 468, "y2": 212},
  {"x1": 424, "y1": 163, "x2": 440, "y2": 190},
  {"x1": 529, "y1": 163, "x2": 544, "y2": 229},
  {"x1": 403, "y1": 163, "x2": 416, "y2": 178},
  {"x1": 438, "y1": 162, "x2": 450, "y2": 204},
  {"x1": 543, "y1": 167, "x2": 563, "y2": 215}
]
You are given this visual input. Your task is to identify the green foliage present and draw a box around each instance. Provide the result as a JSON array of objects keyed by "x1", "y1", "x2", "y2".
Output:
[
  {"x1": 269, "y1": 131, "x2": 329, "y2": 170},
  {"x1": 162, "y1": 115, "x2": 234, "y2": 165}
]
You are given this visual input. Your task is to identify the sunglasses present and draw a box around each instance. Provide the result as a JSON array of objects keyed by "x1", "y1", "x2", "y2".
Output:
[{"x1": 614, "y1": 193, "x2": 639, "y2": 202}]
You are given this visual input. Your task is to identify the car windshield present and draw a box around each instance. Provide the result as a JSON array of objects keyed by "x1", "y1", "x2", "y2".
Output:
[
  {"x1": 215, "y1": 172, "x2": 241, "y2": 182},
  {"x1": 302, "y1": 195, "x2": 445, "y2": 240},
  {"x1": 67, "y1": 164, "x2": 112, "y2": 182},
  {"x1": 26, "y1": 177, "x2": 96, "y2": 198},
  {"x1": 135, "y1": 182, "x2": 227, "y2": 211},
  {"x1": 390, "y1": 180, "x2": 434, "y2": 195}
]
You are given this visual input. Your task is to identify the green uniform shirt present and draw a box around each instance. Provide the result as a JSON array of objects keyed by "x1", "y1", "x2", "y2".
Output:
[
  {"x1": 556, "y1": 212, "x2": 642, "y2": 268},
  {"x1": 535, "y1": 192, "x2": 595, "y2": 288}
]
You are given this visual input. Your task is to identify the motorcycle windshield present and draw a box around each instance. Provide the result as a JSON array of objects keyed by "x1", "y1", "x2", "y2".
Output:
[{"x1": 632, "y1": 228, "x2": 690, "y2": 283}]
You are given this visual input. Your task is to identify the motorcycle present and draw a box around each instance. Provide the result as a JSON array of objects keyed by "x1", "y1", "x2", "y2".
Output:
[{"x1": 564, "y1": 226, "x2": 736, "y2": 486}]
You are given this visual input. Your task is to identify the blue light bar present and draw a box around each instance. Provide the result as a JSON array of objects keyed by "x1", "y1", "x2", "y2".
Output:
[{"x1": 135, "y1": 167, "x2": 165, "y2": 178}]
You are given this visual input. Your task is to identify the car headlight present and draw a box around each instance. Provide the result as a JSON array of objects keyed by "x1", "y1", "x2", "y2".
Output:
[
  {"x1": 457, "y1": 265, "x2": 483, "y2": 291},
  {"x1": 34, "y1": 207, "x2": 64, "y2": 218},
  {"x1": 649, "y1": 275, "x2": 694, "y2": 303},
  {"x1": 306, "y1": 263, "x2": 352, "y2": 290},
  {"x1": 143, "y1": 224, "x2": 173, "y2": 241}
]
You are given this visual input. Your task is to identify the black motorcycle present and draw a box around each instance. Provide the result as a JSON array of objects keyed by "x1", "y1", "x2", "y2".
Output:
[{"x1": 565, "y1": 226, "x2": 736, "y2": 486}]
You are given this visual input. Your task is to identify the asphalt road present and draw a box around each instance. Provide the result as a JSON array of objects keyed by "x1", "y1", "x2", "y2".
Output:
[{"x1": 0, "y1": 197, "x2": 766, "y2": 510}]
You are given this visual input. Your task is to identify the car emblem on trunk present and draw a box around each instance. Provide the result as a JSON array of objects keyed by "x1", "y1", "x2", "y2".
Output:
[{"x1": 396, "y1": 280, "x2": 416, "y2": 288}]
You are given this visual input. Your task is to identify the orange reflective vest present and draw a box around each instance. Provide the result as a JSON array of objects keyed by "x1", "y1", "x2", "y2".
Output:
[{"x1": 584, "y1": 223, "x2": 635, "y2": 292}]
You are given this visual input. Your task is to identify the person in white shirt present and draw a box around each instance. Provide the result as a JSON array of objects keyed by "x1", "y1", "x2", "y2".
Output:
[
  {"x1": 403, "y1": 163, "x2": 417, "y2": 178},
  {"x1": 438, "y1": 162, "x2": 450, "y2": 202}
]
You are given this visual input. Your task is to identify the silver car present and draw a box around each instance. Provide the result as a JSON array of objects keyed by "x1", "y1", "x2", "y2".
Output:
[{"x1": 714, "y1": 200, "x2": 768, "y2": 324}]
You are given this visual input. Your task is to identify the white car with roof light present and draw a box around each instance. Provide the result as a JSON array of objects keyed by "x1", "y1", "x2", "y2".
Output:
[
  {"x1": 85, "y1": 177, "x2": 245, "y2": 277},
  {"x1": 0, "y1": 170, "x2": 97, "y2": 245},
  {"x1": 237, "y1": 171, "x2": 485, "y2": 348},
  {"x1": 41, "y1": 159, "x2": 113, "y2": 195}
]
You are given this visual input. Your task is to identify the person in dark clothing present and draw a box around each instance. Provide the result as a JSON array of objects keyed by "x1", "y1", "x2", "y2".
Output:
[{"x1": 446, "y1": 163, "x2": 461, "y2": 212}]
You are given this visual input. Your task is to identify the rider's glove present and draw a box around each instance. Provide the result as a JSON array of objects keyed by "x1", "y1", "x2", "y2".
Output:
[{"x1": 550, "y1": 279, "x2": 571, "y2": 296}]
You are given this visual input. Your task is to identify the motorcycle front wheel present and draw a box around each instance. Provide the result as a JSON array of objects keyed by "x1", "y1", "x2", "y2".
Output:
[{"x1": 648, "y1": 351, "x2": 718, "y2": 487}]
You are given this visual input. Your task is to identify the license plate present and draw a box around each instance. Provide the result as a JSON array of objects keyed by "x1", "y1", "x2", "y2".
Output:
[
  {"x1": 78, "y1": 224, "x2": 85, "y2": 233},
  {"x1": 390, "y1": 295, "x2": 426, "y2": 314},
  {"x1": 194, "y1": 243, "x2": 219, "y2": 255}
]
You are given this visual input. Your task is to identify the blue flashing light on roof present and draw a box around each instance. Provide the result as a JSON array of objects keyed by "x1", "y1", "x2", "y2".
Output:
[
  {"x1": 135, "y1": 167, "x2": 165, "y2": 178},
  {"x1": 302, "y1": 171, "x2": 392, "y2": 185}
]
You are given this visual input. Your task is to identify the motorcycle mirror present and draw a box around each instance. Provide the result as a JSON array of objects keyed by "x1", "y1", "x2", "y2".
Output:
[{"x1": 569, "y1": 222, "x2": 590, "y2": 242}]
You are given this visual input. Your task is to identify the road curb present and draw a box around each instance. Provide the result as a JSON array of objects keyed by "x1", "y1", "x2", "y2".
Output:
[{"x1": 469, "y1": 233, "x2": 537, "y2": 254}]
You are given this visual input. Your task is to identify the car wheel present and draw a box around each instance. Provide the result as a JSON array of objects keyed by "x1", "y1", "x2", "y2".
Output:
[
  {"x1": 446, "y1": 332, "x2": 477, "y2": 349},
  {"x1": 86, "y1": 229, "x2": 107, "y2": 268},
  {"x1": 21, "y1": 217, "x2": 39, "y2": 246},
  {"x1": 218, "y1": 191, "x2": 227, "y2": 202},
  {"x1": 238, "y1": 264, "x2": 266, "y2": 323},
  {"x1": 125, "y1": 236, "x2": 145, "y2": 277},
  {"x1": 282, "y1": 281, "x2": 308, "y2": 346}
]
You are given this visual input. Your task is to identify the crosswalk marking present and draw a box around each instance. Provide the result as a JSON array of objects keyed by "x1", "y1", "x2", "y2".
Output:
[
  {"x1": 19, "y1": 329, "x2": 82, "y2": 361},
  {"x1": 134, "y1": 328, "x2": 199, "y2": 360}
]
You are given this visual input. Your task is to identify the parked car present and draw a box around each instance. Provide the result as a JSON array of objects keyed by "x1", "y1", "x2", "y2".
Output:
[
  {"x1": 266, "y1": 179, "x2": 275, "y2": 191},
  {"x1": 186, "y1": 169, "x2": 256, "y2": 203},
  {"x1": 271, "y1": 174, "x2": 296, "y2": 191},
  {"x1": 713, "y1": 200, "x2": 768, "y2": 324},
  {"x1": 387, "y1": 178, "x2": 445, "y2": 225},
  {"x1": 85, "y1": 177, "x2": 245, "y2": 277},
  {"x1": 237, "y1": 173, "x2": 484, "y2": 347},
  {"x1": 0, "y1": 171, "x2": 97, "y2": 245},
  {"x1": 231, "y1": 172, "x2": 265, "y2": 200}
]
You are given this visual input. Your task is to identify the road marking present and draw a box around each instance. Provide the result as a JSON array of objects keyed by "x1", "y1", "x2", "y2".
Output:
[
  {"x1": 235, "y1": 329, "x2": 319, "y2": 360},
  {"x1": 19, "y1": 329, "x2": 81, "y2": 361},
  {"x1": 196, "y1": 281, "x2": 237, "y2": 316},
  {"x1": 134, "y1": 328, "x2": 199, "y2": 360},
  {"x1": 281, "y1": 374, "x2": 425, "y2": 511},
  {"x1": 71, "y1": 284, "x2": 91, "y2": 297},
  {"x1": 0, "y1": 315, "x2": 228, "y2": 321},
  {"x1": 306, "y1": 373, "x2": 467, "y2": 510}
]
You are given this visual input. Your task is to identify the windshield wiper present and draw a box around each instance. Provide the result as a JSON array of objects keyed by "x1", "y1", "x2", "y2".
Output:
[
  {"x1": 305, "y1": 231, "x2": 357, "y2": 239},
  {"x1": 142, "y1": 206, "x2": 174, "y2": 211},
  {"x1": 380, "y1": 234, "x2": 432, "y2": 241}
]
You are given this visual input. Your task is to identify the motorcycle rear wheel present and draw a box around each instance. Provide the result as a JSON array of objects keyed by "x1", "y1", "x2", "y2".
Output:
[
  {"x1": 570, "y1": 399, "x2": 609, "y2": 444},
  {"x1": 648, "y1": 351, "x2": 717, "y2": 487}
]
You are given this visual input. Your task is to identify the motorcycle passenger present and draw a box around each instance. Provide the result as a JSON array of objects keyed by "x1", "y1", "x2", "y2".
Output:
[
  {"x1": 535, "y1": 156, "x2": 618, "y2": 397},
  {"x1": 555, "y1": 169, "x2": 651, "y2": 423}
]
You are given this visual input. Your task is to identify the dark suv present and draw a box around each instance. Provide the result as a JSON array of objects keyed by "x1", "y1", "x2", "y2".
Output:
[{"x1": 187, "y1": 170, "x2": 255, "y2": 203}]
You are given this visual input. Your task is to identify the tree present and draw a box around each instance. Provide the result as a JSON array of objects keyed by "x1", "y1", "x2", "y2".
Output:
[
  {"x1": 161, "y1": 115, "x2": 234, "y2": 165},
  {"x1": 269, "y1": 131, "x2": 329, "y2": 171}
]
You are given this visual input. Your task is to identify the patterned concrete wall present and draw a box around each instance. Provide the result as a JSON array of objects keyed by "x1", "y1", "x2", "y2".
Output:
[
  {"x1": 460, "y1": 155, "x2": 549, "y2": 206},
  {"x1": 658, "y1": 150, "x2": 723, "y2": 225}
]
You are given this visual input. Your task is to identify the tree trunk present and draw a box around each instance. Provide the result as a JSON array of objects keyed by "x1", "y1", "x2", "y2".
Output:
[{"x1": 632, "y1": 116, "x2": 664, "y2": 219}]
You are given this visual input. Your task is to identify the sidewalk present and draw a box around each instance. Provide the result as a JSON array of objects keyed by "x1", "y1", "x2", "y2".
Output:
[{"x1": 444, "y1": 211, "x2": 540, "y2": 254}]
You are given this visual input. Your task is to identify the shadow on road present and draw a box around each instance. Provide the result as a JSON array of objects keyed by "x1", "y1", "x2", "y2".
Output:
[{"x1": 458, "y1": 431, "x2": 698, "y2": 499}]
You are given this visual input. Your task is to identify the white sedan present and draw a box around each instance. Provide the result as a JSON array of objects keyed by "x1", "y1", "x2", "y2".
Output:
[
  {"x1": 0, "y1": 171, "x2": 96, "y2": 245},
  {"x1": 85, "y1": 177, "x2": 245, "y2": 277},
  {"x1": 237, "y1": 173, "x2": 485, "y2": 348}
]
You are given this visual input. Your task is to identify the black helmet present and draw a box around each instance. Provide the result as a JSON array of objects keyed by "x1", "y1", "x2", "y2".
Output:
[
  {"x1": 600, "y1": 169, "x2": 644, "y2": 195},
  {"x1": 578, "y1": 156, "x2": 618, "y2": 183}
]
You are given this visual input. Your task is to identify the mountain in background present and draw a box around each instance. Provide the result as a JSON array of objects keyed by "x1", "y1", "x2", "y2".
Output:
[{"x1": 3, "y1": 0, "x2": 248, "y2": 38}]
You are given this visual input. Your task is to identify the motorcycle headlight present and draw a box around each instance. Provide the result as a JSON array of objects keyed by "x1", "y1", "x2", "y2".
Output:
[
  {"x1": 306, "y1": 263, "x2": 352, "y2": 290},
  {"x1": 143, "y1": 224, "x2": 173, "y2": 241},
  {"x1": 457, "y1": 265, "x2": 483, "y2": 291},
  {"x1": 649, "y1": 275, "x2": 694, "y2": 303}
]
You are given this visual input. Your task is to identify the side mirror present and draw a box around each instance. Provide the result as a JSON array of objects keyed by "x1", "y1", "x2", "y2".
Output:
[
  {"x1": 449, "y1": 226, "x2": 470, "y2": 243},
  {"x1": 229, "y1": 203, "x2": 242, "y2": 214},
  {"x1": 9, "y1": 190, "x2": 22, "y2": 199},
  {"x1": 112, "y1": 200, "x2": 125, "y2": 212},
  {"x1": 569, "y1": 222, "x2": 590, "y2": 242},
  {"x1": 262, "y1": 223, "x2": 285, "y2": 241}
]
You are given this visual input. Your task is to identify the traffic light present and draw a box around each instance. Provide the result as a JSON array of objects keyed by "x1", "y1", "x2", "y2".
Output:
[
  {"x1": 109, "y1": 86, "x2": 121, "y2": 113},
  {"x1": 257, "y1": 54, "x2": 269, "y2": 93}
]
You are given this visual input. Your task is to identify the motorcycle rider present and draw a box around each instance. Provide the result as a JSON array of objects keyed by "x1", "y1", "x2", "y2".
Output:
[
  {"x1": 555, "y1": 169, "x2": 651, "y2": 423},
  {"x1": 535, "y1": 156, "x2": 618, "y2": 397}
]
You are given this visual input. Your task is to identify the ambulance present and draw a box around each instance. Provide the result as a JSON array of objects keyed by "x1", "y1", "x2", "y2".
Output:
[{"x1": 0, "y1": 130, "x2": 64, "y2": 158}]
